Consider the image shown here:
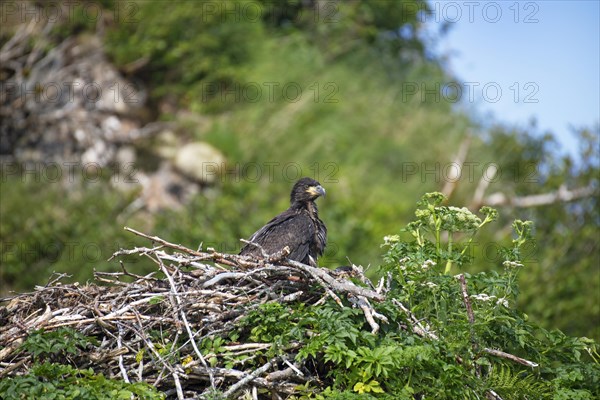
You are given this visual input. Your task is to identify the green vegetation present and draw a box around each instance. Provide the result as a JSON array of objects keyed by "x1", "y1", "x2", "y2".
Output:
[
  {"x1": 0, "y1": 328, "x2": 163, "y2": 400},
  {"x1": 195, "y1": 196, "x2": 599, "y2": 398},
  {"x1": 19, "y1": 327, "x2": 99, "y2": 362},
  {"x1": 3, "y1": 198, "x2": 597, "y2": 398},
  {"x1": 0, "y1": 174, "x2": 150, "y2": 288},
  {"x1": 0, "y1": 362, "x2": 163, "y2": 400}
]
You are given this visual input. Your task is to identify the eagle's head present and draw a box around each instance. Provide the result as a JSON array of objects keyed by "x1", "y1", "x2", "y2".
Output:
[{"x1": 291, "y1": 177, "x2": 326, "y2": 203}]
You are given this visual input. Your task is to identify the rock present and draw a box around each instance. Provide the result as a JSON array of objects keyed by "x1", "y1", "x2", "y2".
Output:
[
  {"x1": 0, "y1": 28, "x2": 145, "y2": 167},
  {"x1": 122, "y1": 163, "x2": 199, "y2": 213},
  {"x1": 173, "y1": 142, "x2": 226, "y2": 184},
  {"x1": 153, "y1": 130, "x2": 180, "y2": 160},
  {"x1": 115, "y1": 146, "x2": 137, "y2": 166}
]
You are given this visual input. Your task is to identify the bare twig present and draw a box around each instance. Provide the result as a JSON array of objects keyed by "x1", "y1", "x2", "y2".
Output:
[
  {"x1": 159, "y1": 261, "x2": 216, "y2": 390},
  {"x1": 222, "y1": 358, "x2": 276, "y2": 398},
  {"x1": 458, "y1": 273, "x2": 481, "y2": 377},
  {"x1": 350, "y1": 295, "x2": 388, "y2": 334},
  {"x1": 123, "y1": 227, "x2": 205, "y2": 258},
  {"x1": 285, "y1": 259, "x2": 385, "y2": 302},
  {"x1": 483, "y1": 348, "x2": 539, "y2": 368},
  {"x1": 117, "y1": 324, "x2": 130, "y2": 383},
  {"x1": 392, "y1": 299, "x2": 439, "y2": 340},
  {"x1": 486, "y1": 389, "x2": 505, "y2": 400}
]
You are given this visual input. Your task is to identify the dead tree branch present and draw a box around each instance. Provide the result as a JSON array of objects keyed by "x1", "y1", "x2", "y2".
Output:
[{"x1": 483, "y1": 184, "x2": 598, "y2": 208}]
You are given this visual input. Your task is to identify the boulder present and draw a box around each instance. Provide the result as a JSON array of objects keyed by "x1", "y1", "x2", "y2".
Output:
[{"x1": 173, "y1": 142, "x2": 226, "y2": 184}]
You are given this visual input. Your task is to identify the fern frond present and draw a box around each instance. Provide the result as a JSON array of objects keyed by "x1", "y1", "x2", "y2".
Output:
[{"x1": 486, "y1": 365, "x2": 553, "y2": 400}]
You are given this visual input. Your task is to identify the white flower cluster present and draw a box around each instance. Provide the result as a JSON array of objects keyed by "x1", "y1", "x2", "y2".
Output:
[
  {"x1": 448, "y1": 206, "x2": 471, "y2": 216},
  {"x1": 383, "y1": 235, "x2": 400, "y2": 245},
  {"x1": 421, "y1": 259, "x2": 436, "y2": 270},
  {"x1": 423, "y1": 282, "x2": 438, "y2": 289},
  {"x1": 496, "y1": 297, "x2": 509, "y2": 308},
  {"x1": 398, "y1": 257, "x2": 410, "y2": 271},
  {"x1": 470, "y1": 293, "x2": 510, "y2": 308},
  {"x1": 503, "y1": 260, "x2": 524, "y2": 269},
  {"x1": 470, "y1": 293, "x2": 495, "y2": 302},
  {"x1": 444, "y1": 206, "x2": 482, "y2": 230}
]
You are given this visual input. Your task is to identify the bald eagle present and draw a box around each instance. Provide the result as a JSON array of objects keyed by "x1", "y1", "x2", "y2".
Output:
[{"x1": 240, "y1": 177, "x2": 327, "y2": 266}]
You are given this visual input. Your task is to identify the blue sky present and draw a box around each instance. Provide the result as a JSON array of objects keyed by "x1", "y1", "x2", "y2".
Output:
[{"x1": 428, "y1": 0, "x2": 600, "y2": 156}]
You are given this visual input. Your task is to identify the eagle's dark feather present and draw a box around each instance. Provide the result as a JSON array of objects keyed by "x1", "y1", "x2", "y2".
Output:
[{"x1": 240, "y1": 177, "x2": 327, "y2": 266}]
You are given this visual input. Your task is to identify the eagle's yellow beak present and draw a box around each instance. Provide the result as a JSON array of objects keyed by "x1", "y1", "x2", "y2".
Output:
[{"x1": 307, "y1": 185, "x2": 326, "y2": 198}]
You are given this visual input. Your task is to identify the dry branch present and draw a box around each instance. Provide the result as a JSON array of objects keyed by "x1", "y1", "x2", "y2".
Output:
[
  {"x1": 458, "y1": 274, "x2": 481, "y2": 377},
  {"x1": 441, "y1": 135, "x2": 472, "y2": 198},
  {"x1": 481, "y1": 184, "x2": 597, "y2": 208},
  {"x1": 483, "y1": 348, "x2": 539, "y2": 368}
]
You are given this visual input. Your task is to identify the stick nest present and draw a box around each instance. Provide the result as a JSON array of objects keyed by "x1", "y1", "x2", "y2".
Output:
[{"x1": 0, "y1": 228, "x2": 386, "y2": 399}]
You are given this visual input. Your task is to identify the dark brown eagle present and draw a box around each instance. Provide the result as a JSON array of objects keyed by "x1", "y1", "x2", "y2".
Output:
[{"x1": 240, "y1": 177, "x2": 327, "y2": 266}]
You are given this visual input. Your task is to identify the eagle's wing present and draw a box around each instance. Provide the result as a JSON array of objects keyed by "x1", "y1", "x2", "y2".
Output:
[
  {"x1": 240, "y1": 210, "x2": 315, "y2": 263},
  {"x1": 314, "y1": 218, "x2": 327, "y2": 258}
]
